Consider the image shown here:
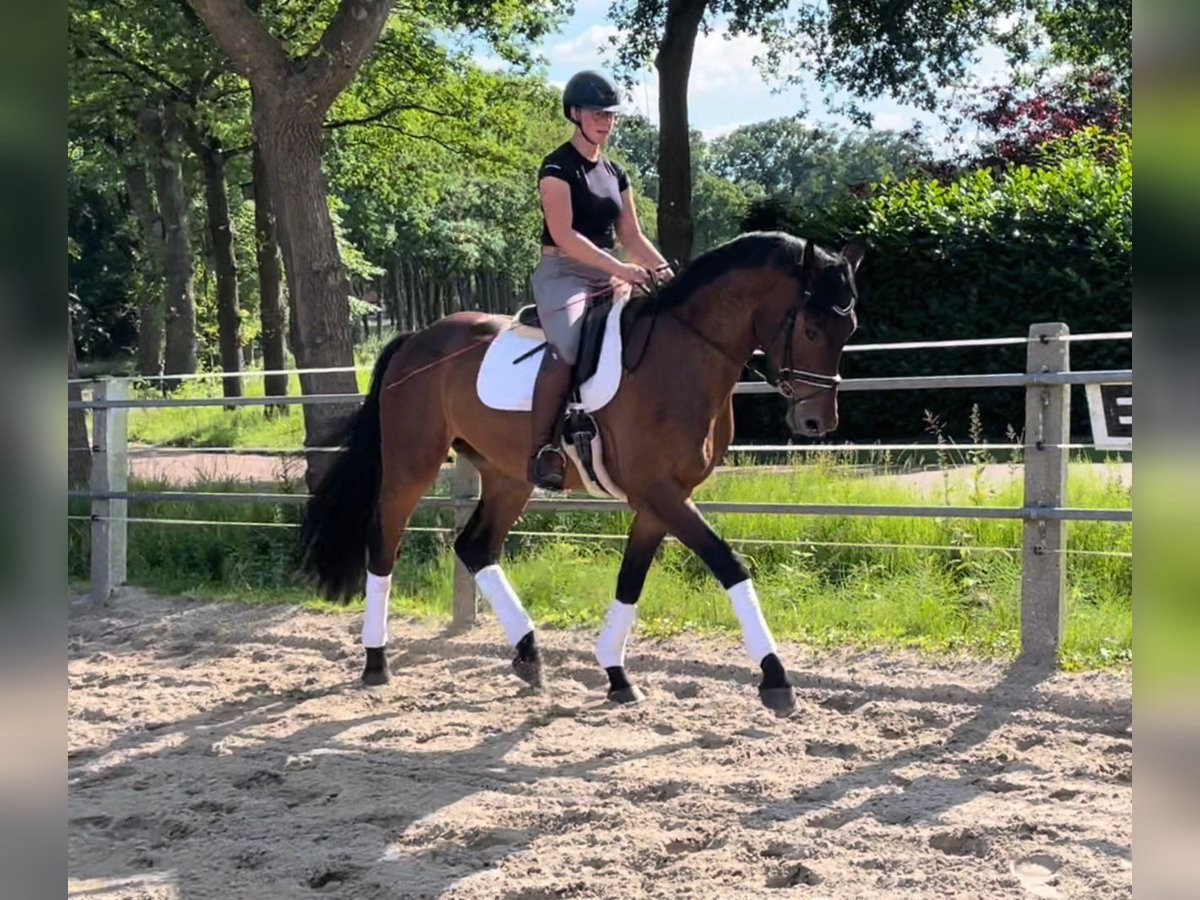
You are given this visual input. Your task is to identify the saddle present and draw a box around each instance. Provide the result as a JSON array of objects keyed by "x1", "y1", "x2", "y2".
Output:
[
  {"x1": 509, "y1": 285, "x2": 628, "y2": 500},
  {"x1": 511, "y1": 284, "x2": 618, "y2": 387}
]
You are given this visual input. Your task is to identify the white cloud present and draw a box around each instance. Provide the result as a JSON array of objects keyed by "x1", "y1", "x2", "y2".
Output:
[
  {"x1": 547, "y1": 24, "x2": 620, "y2": 66},
  {"x1": 701, "y1": 121, "x2": 747, "y2": 140},
  {"x1": 687, "y1": 29, "x2": 768, "y2": 94},
  {"x1": 472, "y1": 54, "x2": 507, "y2": 72},
  {"x1": 871, "y1": 111, "x2": 911, "y2": 132}
]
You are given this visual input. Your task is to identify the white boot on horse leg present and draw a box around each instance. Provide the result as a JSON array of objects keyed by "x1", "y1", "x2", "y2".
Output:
[
  {"x1": 727, "y1": 579, "x2": 796, "y2": 716},
  {"x1": 595, "y1": 599, "x2": 643, "y2": 703},
  {"x1": 474, "y1": 565, "x2": 542, "y2": 688},
  {"x1": 362, "y1": 571, "x2": 392, "y2": 685}
]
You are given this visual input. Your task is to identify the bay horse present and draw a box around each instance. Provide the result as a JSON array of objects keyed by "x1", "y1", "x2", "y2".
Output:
[{"x1": 300, "y1": 231, "x2": 862, "y2": 715}]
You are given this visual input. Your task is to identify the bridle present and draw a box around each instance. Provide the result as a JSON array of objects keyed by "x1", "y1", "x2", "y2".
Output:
[{"x1": 753, "y1": 273, "x2": 856, "y2": 400}]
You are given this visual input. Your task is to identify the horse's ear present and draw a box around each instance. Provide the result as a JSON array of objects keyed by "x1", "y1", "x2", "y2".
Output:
[
  {"x1": 801, "y1": 239, "x2": 818, "y2": 280},
  {"x1": 841, "y1": 237, "x2": 867, "y2": 273}
]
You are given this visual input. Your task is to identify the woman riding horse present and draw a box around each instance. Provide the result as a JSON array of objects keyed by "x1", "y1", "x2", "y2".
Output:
[
  {"x1": 529, "y1": 70, "x2": 671, "y2": 490},
  {"x1": 298, "y1": 77, "x2": 864, "y2": 714}
]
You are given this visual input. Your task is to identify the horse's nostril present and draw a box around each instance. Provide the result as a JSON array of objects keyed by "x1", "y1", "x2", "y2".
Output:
[{"x1": 804, "y1": 418, "x2": 821, "y2": 433}]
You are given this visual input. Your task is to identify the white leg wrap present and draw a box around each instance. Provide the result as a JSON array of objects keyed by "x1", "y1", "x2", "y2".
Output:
[
  {"x1": 595, "y1": 600, "x2": 638, "y2": 669},
  {"x1": 727, "y1": 579, "x2": 777, "y2": 664},
  {"x1": 362, "y1": 571, "x2": 392, "y2": 648},
  {"x1": 474, "y1": 565, "x2": 535, "y2": 647}
]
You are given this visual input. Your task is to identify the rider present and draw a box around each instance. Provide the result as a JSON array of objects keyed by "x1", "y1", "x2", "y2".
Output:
[{"x1": 529, "y1": 70, "x2": 671, "y2": 490}]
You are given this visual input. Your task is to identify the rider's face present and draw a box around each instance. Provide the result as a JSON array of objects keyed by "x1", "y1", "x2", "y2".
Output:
[{"x1": 575, "y1": 108, "x2": 617, "y2": 143}]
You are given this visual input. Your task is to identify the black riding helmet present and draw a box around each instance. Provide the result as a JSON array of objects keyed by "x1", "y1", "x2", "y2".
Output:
[{"x1": 561, "y1": 70, "x2": 622, "y2": 122}]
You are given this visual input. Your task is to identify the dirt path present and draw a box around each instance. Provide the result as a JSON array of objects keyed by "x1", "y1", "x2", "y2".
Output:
[
  {"x1": 68, "y1": 590, "x2": 1132, "y2": 899},
  {"x1": 128, "y1": 450, "x2": 1131, "y2": 498},
  {"x1": 128, "y1": 450, "x2": 304, "y2": 488}
]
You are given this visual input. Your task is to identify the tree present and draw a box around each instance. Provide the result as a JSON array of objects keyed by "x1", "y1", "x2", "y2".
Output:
[
  {"x1": 67, "y1": 300, "x2": 91, "y2": 488},
  {"x1": 140, "y1": 105, "x2": 199, "y2": 380},
  {"x1": 1038, "y1": 0, "x2": 1131, "y2": 93},
  {"x1": 187, "y1": 0, "x2": 395, "y2": 469},
  {"x1": 609, "y1": 0, "x2": 1028, "y2": 263},
  {"x1": 958, "y1": 70, "x2": 1127, "y2": 169},
  {"x1": 252, "y1": 142, "x2": 289, "y2": 410},
  {"x1": 68, "y1": 0, "x2": 253, "y2": 387},
  {"x1": 189, "y1": 0, "x2": 567, "y2": 477},
  {"x1": 707, "y1": 117, "x2": 927, "y2": 203}
]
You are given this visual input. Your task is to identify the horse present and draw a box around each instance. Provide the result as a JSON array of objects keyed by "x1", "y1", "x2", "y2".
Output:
[{"x1": 299, "y1": 231, "x2": 862, "y2": 715}]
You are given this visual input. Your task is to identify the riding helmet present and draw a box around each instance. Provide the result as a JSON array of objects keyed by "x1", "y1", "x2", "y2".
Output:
[{"x1": 562, "y1": 71, "x2": 622, "y2": 121}]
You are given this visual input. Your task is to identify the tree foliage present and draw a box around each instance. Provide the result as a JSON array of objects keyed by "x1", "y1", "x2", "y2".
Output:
[{"x1": 741, "y1": 129, "x2": 1132, "y2": 443}]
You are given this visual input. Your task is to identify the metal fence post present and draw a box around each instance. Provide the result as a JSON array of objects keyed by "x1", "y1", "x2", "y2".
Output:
[
  {"x1": 1021, "y1": 323, "x2": 1070, "y2": 665},
  {"x1": 90, "y1": 378, "x2": 128, "y2": 602},
  {"x1": 450, "y1": 453, "x2": 480, "y2": 627}
]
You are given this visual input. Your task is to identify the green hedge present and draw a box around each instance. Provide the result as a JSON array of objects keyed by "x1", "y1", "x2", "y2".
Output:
[{"x1": 737, "y1": 130, "x2": 1132, "y2": 445}]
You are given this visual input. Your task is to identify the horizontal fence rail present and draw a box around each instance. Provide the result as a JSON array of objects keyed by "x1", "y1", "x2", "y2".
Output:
[
  {"x1": 71, "y1": 323, "x2": 1133, "y2": 666},
  {"x1": 66, "y1": 329, "x2": 1133, "y2": 384},
  {"x1": 70, "y1": 489, "x2": 1133, "y2": 524},
  {"x1": 67, "y1": 369, "x2": 1135, "y2": 410}
]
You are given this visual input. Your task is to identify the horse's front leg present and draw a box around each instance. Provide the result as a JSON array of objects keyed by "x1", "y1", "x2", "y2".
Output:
[
  {"x1": 597, "y1": 512, "x2": 667, "y2": 703},
  {"x1": 641, "y1": 485, "x2": 796, "y2": 716}
]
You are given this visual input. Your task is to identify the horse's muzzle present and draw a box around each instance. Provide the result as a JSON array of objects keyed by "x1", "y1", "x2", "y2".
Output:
[{"x1": 786, "y1": 395, "x2": 838, "y2": 437}]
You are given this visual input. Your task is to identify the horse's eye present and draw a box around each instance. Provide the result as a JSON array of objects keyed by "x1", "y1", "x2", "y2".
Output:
[{"x1": 804, "y1": 327, "x2": 819, "y2": 342}]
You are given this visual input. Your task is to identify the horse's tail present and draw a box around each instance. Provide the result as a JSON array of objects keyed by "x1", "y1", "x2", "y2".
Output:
[{"x1": 298, "y1": 333, "x2": 411, "y2": 603}]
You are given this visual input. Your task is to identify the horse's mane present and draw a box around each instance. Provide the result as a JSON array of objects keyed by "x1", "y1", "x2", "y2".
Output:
[{"x1": 639, "y1": 231, "x2": 809, "y2": 315}]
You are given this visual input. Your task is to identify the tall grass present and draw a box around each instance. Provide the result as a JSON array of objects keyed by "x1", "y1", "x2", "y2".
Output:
[{"x1": 68, "y1": 454, "x2": 1131, "y2": 670}]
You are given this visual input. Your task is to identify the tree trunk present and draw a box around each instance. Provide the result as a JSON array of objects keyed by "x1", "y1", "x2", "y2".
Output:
[
  {"x1": 67, "y1": 306, "x2": 91, "y2": 488},
  {"x1": 197, "y1": 140, "x2": 243, "y2": 398},
  {"x1": 189, "y1": 0, "x2": 393, "y2": 486},
  {"x1": 142, "y1": 107, "x2": 197, "y2": 380},
  {"x1": 253, "y1": 142, "x2": 289, "y2": 411},
  {"x1": 122, "y1": 150, "x2": 165, "y2": 377},
  {"x1": 255, "y1": 100, "x2": 357, "y2": 486},
  {"x1": 655, "y1": 0, "x2": 708, "y2": 266}
]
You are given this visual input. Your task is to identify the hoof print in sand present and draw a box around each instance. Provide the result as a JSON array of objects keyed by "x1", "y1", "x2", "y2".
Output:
[
  {"x1": 805, "y1": 740, "x2": 859, "y2": 759},
  {"x1": 767, "y1": 862, "x2": 822, "y2": 888},
  {"x1": 929, "y1": 829, "x2": 989, "y2": 858},
  {"x1": 1011, "y1": 854, "x2": 1062, "y2": 898}
]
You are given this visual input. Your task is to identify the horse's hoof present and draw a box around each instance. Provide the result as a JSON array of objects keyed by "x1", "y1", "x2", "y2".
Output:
[
  {"x1": 512, "y1": 656, "x2": 544, "y2": 690},
  {"x1": 362, "y1": 648, "x2": 390, "y2": 686},
  {"x1": 759, "y1": 685, "x2": 796, "y2": 717},
  {"x1": 607, "y1": 685, "x2": 646, "y2": 704}
]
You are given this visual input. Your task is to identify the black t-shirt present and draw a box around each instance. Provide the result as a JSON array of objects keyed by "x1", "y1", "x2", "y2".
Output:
[{"x1": 538, "y1": 142, "x2": 629, "y2": 249}]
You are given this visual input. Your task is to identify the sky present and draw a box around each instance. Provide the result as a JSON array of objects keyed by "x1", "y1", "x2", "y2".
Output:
[{"x1": 474, "y1": 0, "x2": 1013, "y2": 141}]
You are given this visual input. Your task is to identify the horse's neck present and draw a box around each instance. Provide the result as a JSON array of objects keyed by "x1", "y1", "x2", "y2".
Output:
[
  {"x1": 638, "y1": 280, "x2": 765, "y2": 407},
  {"x1": 669, "y1": 277, "x2": 780, "y2": 369}
]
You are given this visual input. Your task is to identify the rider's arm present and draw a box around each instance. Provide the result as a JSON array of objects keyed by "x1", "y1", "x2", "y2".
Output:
[
  {"x1": 539, "y1": 177, "x2": 628, "y2": 279},
  {"x1": 616, "y1": 188, "x2": 670, "y2": 273}
]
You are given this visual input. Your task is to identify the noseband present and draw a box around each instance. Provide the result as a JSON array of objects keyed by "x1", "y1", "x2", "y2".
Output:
[{"x1": 756, "y1": 279, "x2": 855, "y2": 400}]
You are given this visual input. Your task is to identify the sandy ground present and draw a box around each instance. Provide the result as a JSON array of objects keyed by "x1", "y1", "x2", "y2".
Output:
[{"x1": 68, "y1": 589, "x2": 1132, "y2": 899}]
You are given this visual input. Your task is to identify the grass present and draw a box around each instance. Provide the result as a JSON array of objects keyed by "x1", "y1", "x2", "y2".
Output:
[
  {"x1": 68, "y1": 450, "x2": 1132, "y2": 671},
  {"x1": 120, "y1": 338, "x2": 388, "y2": 450}
]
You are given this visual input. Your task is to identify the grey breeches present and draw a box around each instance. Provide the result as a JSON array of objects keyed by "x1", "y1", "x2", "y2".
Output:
[{"x1": 530, "y1": 255, "x2": 613, "y2": 365}]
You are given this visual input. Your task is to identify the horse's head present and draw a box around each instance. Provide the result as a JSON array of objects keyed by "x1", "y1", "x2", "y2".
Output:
[{"x1": 758, "y1": 238, "x2": 863, "y2": 438}]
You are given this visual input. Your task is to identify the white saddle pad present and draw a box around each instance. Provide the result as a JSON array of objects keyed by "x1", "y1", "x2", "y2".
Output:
[{"x1": 476, "y1": 298, "x2": 626, "y2": 413}]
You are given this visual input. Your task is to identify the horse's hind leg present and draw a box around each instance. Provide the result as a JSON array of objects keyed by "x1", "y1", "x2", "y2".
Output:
[
  {"x1": 361, "y1": 429, "x2": 450, "y2": 686},
  {"x1": 452, "y1": 465, "x2": 539, "y2": 688},
  {"x1": 596, "y1": 512, "x2": 667, "y2": 703}
]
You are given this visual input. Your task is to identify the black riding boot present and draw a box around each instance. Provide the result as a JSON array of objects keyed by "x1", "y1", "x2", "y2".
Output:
[{"x1": 529, "y1": 348, "x2": 573, "y2": 490}]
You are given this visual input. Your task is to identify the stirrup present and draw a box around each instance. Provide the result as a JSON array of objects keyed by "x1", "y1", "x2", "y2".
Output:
[{"x1": 530, "y1": 444, "x2": 566, "y2": 490}]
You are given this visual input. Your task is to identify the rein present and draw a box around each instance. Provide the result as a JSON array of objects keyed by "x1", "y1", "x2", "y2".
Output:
[{"x1": 635, "y1": 270, "x2": 854, "y2": 400}]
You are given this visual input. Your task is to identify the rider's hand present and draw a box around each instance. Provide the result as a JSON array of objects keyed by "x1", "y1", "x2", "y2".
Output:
[
  {"x1": 617, "y1": 263, "x2": 650, "y2": 286},
  {"x1": 653, "y1": 263, "x2": 674, "y2": 281}
]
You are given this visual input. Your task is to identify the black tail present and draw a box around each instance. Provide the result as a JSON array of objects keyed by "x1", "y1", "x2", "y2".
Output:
[{"x1": 298, "y1": 333, "x2": 411, "y2": 602}]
